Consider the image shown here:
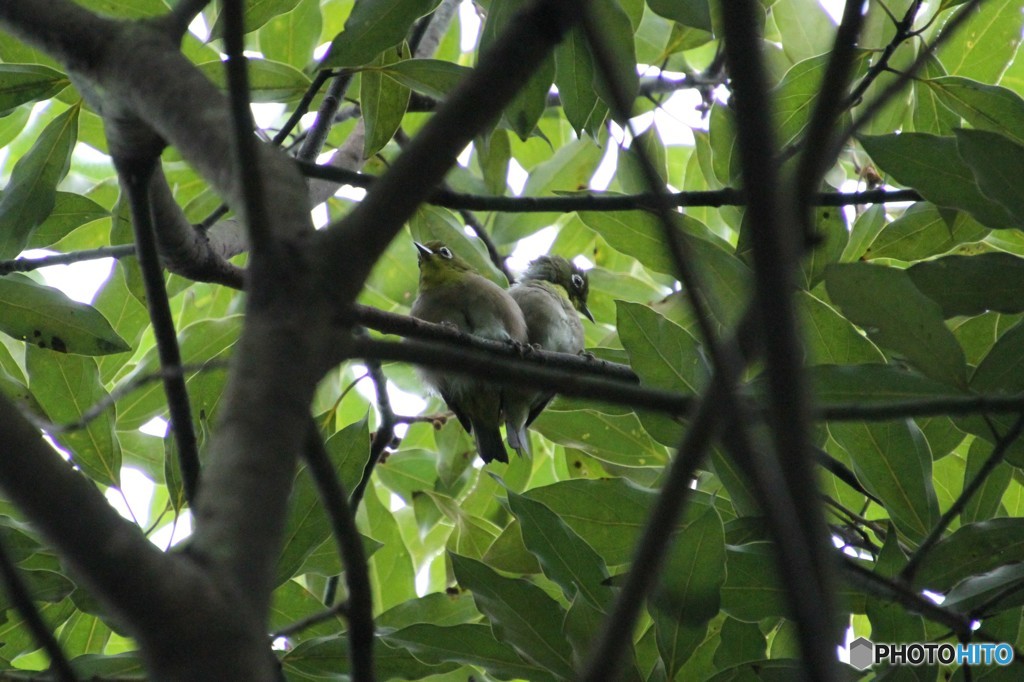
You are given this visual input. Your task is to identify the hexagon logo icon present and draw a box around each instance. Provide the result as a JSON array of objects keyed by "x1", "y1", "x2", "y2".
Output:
[{"x1": 849, "y1": 637, "x2": 875, "y2": 671}]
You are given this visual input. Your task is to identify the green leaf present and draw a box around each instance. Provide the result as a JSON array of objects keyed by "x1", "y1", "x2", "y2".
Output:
[
  {"x1": 0, "y1": 64, "x2": 69, "y2": 115},
  {"x1": 492, "y1": 137, "x2": 604, "y2": 244},
  {"x1": 955, "y1": 128, "x2": 1024, "y2": 222},
  {"x1": 508, "y1": 492, "x2": 610, "y2": 609},
  {"x1": 258, "y1": 0, "x2": 323, "y2": 70},
  {"x1": 859, "y1": 133, "x2": 1017, "y2": 230},
  {"x1": 866, "y1": 525, "x2": 926, "y2": 643},
  {"x1": 531, "y1": 408, "x2": 668, "y2": 468},
  {"x1": 0, "y1": 275, "x2": 129, "y2": 356},
  {"x1": 935, "y1": 0, "x2": 1024, "y2": 83},
  {"x1": 828, "y1": 420, "x2": 939, "y2": 543},
  {"x1": 913, "y1": 56, "x2": 959, "y2": 135},
  {"x1": 962, "y1": 436, "x2": 1012, "y2": 524},
  {"x1": 647, "y1": 0, "x2": 710, "y2": 31},
  {"x1": 362, "y1": 45, "x2": 411, "y2": 159},
  {"x1": 450, "y1": 553, "x2": 574, "y2": 678},
  {"x1": 809, "y1": 364, "x2": 966, "y2": 405},
  {"x1": 914, "y1": 519, "x2": 1024, "y2": 592},
  {"x1": 364, "y1": 478, "x2": 417, "y2": 611},
  {"x1": 906, "y1": 252, "x2": 1024, "y2": 318},
  {"x1": 322, "y1": 0, "x2": 440, "y2": 68},
  {"x1": 115, "y1": 316, "x2": 243, "y2": 429},
  {"x1": 825, "y1": 263, "x2": 967, "y2": 388},
  {"x1": 27, "y1": 346, "x2": 121, "y2": 487},
  {"x1": 798, "y1": 291, "x2": 884, "y2": 365},
  {"x1": 377, "y1": 591, "x2": 482, "y2": 630},
  {"x1": 774, "y1": 52, "x2": 866, "y2": 149},
  {"x1": 554, "y1": 27, "x2": 601, "y2": 136},
  {"x1": 381, "y1": 58, "x2": 471, "y2": 100},
  {"x1": 588, "y1": 0, "x2": 639, "y2": 120},
  {"x1": 196, "y1": 59, "x2": 313, "y2": 102},
  {"x1": 210, "y1": 0, "x2": 302, "y2": 38},
  {"x1": 865, "y1": 203, "x2": 986, "y2": 262},
  {"x1": 0, "y1": 104, "x2": 78, "y2": 259},
  {"x1": 383, "y1": 623, "x2": 556, "y2": 682},
  {"x1": 26, "y1": 191, "x2": 110, "y2": 249},
  {"x1": 925, "y1": 76, "x2": 1024, "y2": 146},
  {"x1": 772, "y1": 0, "x2": 836, "y2": 63},
  {"x1": 523, "y1": 477, "x2": 726, "y2": 566},
  {"x1": 617, "y1": 300, "x2": 709, "y2": 393},
  {"x1": 653, "y1": 504, "x2": 725, "y2": 625}
]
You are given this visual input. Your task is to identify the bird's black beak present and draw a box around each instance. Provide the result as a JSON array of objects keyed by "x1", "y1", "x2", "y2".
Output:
[
  {"x1": 414, "y1": 241, "x2": 433, "y2": 259},
  {"x1": 580, "y1": 302, "x2": 595, "y2": 323}
]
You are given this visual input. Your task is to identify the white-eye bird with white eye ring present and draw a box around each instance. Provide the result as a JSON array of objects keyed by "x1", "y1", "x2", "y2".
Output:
[
  {"x1": 504, "y1": 255, "x2": 594, "y2": 454},
  {"x1": 409, "y1": 240, "x2": 528, "y2": 464}
]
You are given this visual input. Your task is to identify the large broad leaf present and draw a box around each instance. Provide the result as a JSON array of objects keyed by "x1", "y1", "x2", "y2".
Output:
[
  {"x1": 809, "y1": 364, "x2": 965, "y2": 406},
  {"x1": 381, "y1": 59, "x2": 471, "y2": 100},
  {"x1": 865, "y1": 526, "x2": 926, "y2": 644},
  {"x1": 774, "y1": 52, "x2": 867, "y2": 149},
  {"x1": 925, "y1": 76, "x2": 1024, "y2": 146},
  {"x1": 522, "y1": 478, "x2": 726, "y2": 566},
  {"x1": 865, "y1": 203, "x2": 986, "y2": 262},
  {"x1": 652, "y1": 504, "x2": 725, "y2": 624},
  {"x1": 508, "y1": 493, "x2": 610, "y2": 609},
  {"x1": 27, "y1": 346, "x2": 121, "y2": 487},
  {"x1": 492, "y1": 138, "x2": 604, "y2": 244},
  {"x1": 913, "y1": 519, "x2": 1024, "y2": 592},
  {"x1": 906, "y1": 252, "x2": 1024, "y2": 318},
  {"x1": 934, "y1": 0, "x2": 1024, "y2": 83},
  {"x1": 258, "y1": 0, "x2": 322, "y2": 70},
  {"x1": 383, "y1": 623, "x2": 555, "y2": 682},
  {"x1": 479, "y1": 0, "x2": 553, "y2": 139},
  {"x1": 0, "y1": 104, "x2": 78, "y2": 258},
  {"x1": 0, "y1": 275, "x2": 129, "y2": 356},
  {"x1": 828, "y1": 420, "x2": 939, "y2": 543},
  {"x1": 283, "y1": 633, "x2": 458, "y2": 681},
  {"x1": 956, "y1": 319, "x2": 1024, "y2": 466},
  {"x1": 531, "y1": 408, "x2": 669, "y2": 468},
  {"x1": 772, "y1": 0, "x2": 836, "y2": 63},
  {"x1": 617, "y1": 300, "x2": 708, "y2": 393},
  {"x1": 798, "y1": 292, "x2": 884, "y2": 365},
  {"x1": 196, "y1": 59, "x2": 312, "y2": 102},
  {"x1": 450, "y1": 554, "x2": 575, "y2": 678},
  {"x1": 115, "y1": 316, "x2": 243, "y2": 429},
  {"x1": 858, "y1": 133, "x2": 1018, "y2": 230},
  {"x1": 362, "y1": 45, "x2": 410, "y2": 159},
  {"x1": 321, "y1": 0, "x2": 440, "y2": 68},
  {"x1": 647, "y1": 0, "x2": 710, "y2": 31},
  {"x1": 825, "y1": 263, "x2": 967, "y2": 388},
  {"x1": 274, "y1": 418, "x2": 370, "y2": 585},
  {"x1": 209, "y1": 0, "x2": 302, "y2": 38},
  {"x1": 0, "y1": 64, "x2": 69, "y2": 115},
  {"x1": 961, "y1": 436, "x2": 1011, "y2": 525},
  {"x1": 954, "y1": 128, "x2": 1024, "y2": 223},
  {"x1": 26, "y1": 191, "x2": 110, "y2": 249},
  {"x1": 554, "y1": 27, "x2": 603, "y2": 137}
]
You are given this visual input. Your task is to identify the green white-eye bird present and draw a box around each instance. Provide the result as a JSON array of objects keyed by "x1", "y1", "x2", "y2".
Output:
[
  {"x1": 410, "y1": 240, "x2": 528, "y2": 464},
  {"x1": 505, "y1": 255, "x2": 594, "y2": 454}
]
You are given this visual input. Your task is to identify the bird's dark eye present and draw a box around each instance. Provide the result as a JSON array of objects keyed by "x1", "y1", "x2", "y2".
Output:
[
  {"x1": 439, "y1": 247, "x2": 454, "y2": 259},
  {"x1": 571, "y1": 273, "x2": 584, "y2": 290}
]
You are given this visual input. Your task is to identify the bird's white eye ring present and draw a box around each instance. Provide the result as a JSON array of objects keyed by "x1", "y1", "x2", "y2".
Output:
[
  {"x1": 439, "y1": 246, "x2": 454, "y2": 259},
  {"x1": 571, "y1": 273, "x2": 584, "y2": 289}
]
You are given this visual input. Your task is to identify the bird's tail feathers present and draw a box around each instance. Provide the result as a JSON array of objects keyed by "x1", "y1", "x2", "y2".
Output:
[{"x1": 473, "y1": 422, "x2": 509, "y2": 464}]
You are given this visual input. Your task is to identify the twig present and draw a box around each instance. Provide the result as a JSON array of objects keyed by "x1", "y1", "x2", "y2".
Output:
[
  {"x1": 842, "y1": 557, "x2": 972, "y2": 638},
  {"x1": 272, "y1": 599, "x2": 349, "y2": 640},
  {"x1": 297, "y1": 73, "x2": 353, "y2": 163},
  {"x1": 0, "y1": 535, "x2": 78, "y2": 681},
  {"x1": 350, "y1": 351, "x2": 396, "y2": 512},
  {"x1": 843, "y1": 0, "x2": 924, "y2": 110},
  {"x1": 301, "y1": 424, "x2": 375, "y2": 682},
  {"x1": 900, "y1": 413, "x2": 1024, "y2": 584},
  {"x1": 115, "y1": 157, "x2": 201, "y2": 507},
  {"x1": 0, "y1": 245, "x2": 135, "y2": 274},
  {"x1": 297, "y1": 160, "x2": 923, "y2": 211},
  {"x1": 838, "y1": 0, "x2": 986, "y2": 157}
]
